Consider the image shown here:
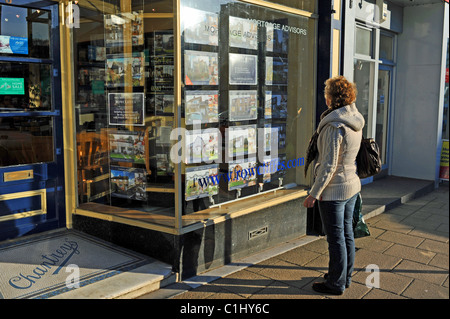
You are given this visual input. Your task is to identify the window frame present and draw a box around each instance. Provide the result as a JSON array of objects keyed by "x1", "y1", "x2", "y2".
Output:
[{"x1": 353, "y1": 20, "x2": 398, "y2": 183}]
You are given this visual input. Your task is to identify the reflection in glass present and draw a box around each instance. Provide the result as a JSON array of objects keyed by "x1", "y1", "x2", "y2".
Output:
[
  {"x1": 74, "y1": 0, "x2": 176, "y2": 223},
  {"x1": 376, "y1": 69, "x2": 390, "y2": 164},
  {"x1": 354, "y1": 59, "x2": 372, "y2": 138},
  {"x1": 0, "y1": 117, "x2": 54, "y2": 166},
  {"x1": 181, "y1": 0, "x2": 315, "y2": 214},
  {"x1": 73, "y1": 0, "x2": 316, "y2": 226},
  {"x1": 355, "y1": 26, "x2": 372, "y2": 57},
  {"x1": 259, "y1": 0, "x2": 316, "y2": 13},
  {"x1": 0, "y1": 62, "x2": 52, "y2": 111},
  {"x1": 379, "y1": 34, "x2": 393, "y2": 61},
  {"x1": 0, "y1": 4, "x2": 51, "y2": 58}
]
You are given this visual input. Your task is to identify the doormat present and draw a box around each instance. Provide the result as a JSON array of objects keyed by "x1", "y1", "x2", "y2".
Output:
[{"x1": 0, "y1": 230, "x2": 150, "y2": 299}]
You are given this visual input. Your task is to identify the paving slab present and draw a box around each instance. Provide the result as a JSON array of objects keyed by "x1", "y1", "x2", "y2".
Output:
[
  {"x1": 377, "y1": 231, "x2": 425, "y2": 248},
  {"x1": 248, "y1": 281, "x2": 324, "y2": 299},
  {"x1": 354, "y1": 236, "x2": 393, "y2": 253},
  {"x1": 301, "y1": 237, "x2": 329, "y2": 254},
  {"x1": 408, "y1": 229, "x2": 449, "y2": 243},
  {"x1": 429, "y1": 254, "x2": 449, "y2": 270},
  {"x1": 392, "y1": 260, "x2": 448, "y2": 285},
  {"x1": 364, "y1": 226, "x2": 386, "y2": 238},
  {"x1": 444, "y1": 277, "x2": 449, "y2": 288},
  {"x1": 418, "y1": 239, "x2": 449, "y2": 255},
  {"x1": 362, "y1": 288, "x2": 408, "y2": 299},
  {"x1": 353, "y1": 248, "x2": 402, "y2": 271},
  {"x1": 402, "y1": 216, "x2": 446, "y2": 231},
  {"x1": 402, "y1": 279, "x2": 449, "y2": 299},
  {"x1": 436, "y1": 224, "x2": 449, "y2": 233},
  {"x1": 383, "y1": 244, "x2": 436, "y2": 264},
  {"x1": 370, "y1": 219, "x2": 415, "y2": 234},
  {"x1": 206, "y1": 288, "x2": 246, "y2": 299},
  {"x1": 416, "y1": 206, "x2": 449, "y2": 216},
  {"x1": 352, "y1": 270, "x2": 413, "y2": 295},
  {"x1": 275, "y1": 246, "x2": 323, "y2": 267},
  {"x1": 208, "y1": 269, "x2": 275, "y2": 297},
  {"x1": 249, "y1": 260, "x2": 324, "y2": 290},
  {"x1": 327, "y1": 282, "x2": 371, "y2": 299},
  {"x1": 171, "y1": 283, "x2": 223, "y2": 299},
  {"x1": 427, "y1": 214, "x2": 449, "y2": 224},
  {"x1": 302, "y1": 253, "x2": 329, "y2": 273},
  {"x1": 408, "y1": 210, "x2": 433, "y2": 220}
]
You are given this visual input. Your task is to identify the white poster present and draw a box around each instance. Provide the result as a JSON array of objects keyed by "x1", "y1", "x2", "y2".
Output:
[
  {"x1": 185, "y1": 164, "x2": 219, "y2": 201},
  {"x1": 183, "y1": 7, "x2": 219, "y2": 46},
  {"x1": 228, "y1": 160, "x2": 257, "y2": 190},
  {"x1": 185, "y1": 50, "x2": 219, "y2": 85},
  {"x1": 229, "y1": 90, "x2": 258, "y2": 121},
  {"x1": 185, "y1": 91, "x2": 219, "y2": 125},
  {"x1": 185, "y1": 130, "x2": 220, "y2": 164},
  {"x1": 228, "y1": 125, "x2": 257, "y2": 158},
  {"x1": 229, "y1": 53, "x2": 258, "y2": 85},
  {"x1": 229, "y1": 16, "x2": 258, "y2": 50},
  {"x1": 108, "y1": 93, "x2": 145, "y2": 126}
]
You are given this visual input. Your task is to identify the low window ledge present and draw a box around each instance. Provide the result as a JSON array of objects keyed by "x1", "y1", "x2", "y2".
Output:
[{"x1": 74, "y1": 186, "x2": 309, "y2": 235}]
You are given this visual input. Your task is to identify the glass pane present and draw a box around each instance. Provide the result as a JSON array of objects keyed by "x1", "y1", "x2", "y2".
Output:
[
  {"x1": 261, "y1": 0, "x2": 316, "y2": 13},
  {"x1": 180, "y1": 0, "x2": 316, "y2": 217},
  {"x1": 354, "y1": 59, "x2": 372, "y2": 138},
  {"x1": 0, "y1": 62, "x2": 52, "y2": 111},
  {"x1": 74, "y1": 0, "x2": 176, "y2": 225},
  {"x1": 0, "y1": 116, "x2": 54, "y2": 166},
  {"x1": 376, "y1": 69, "x2": 390, "y2": 164},
  {"x1": 355, "y1": 26, "x2": 372, "y2": 57},
  {"x1": 380, "y1": 34, "x2": 393, "y2": 61},
  {"x1": 0, "y1": 4, "x2": 51, "y2": 59},
  {"x1": 142, "y1": 1, "x2": 173, "y2": 13}
]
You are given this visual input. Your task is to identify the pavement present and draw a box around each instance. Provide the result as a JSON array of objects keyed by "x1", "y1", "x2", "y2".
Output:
[{"x1": 140, "y1": 180, "x2": 449, "y2": 300}]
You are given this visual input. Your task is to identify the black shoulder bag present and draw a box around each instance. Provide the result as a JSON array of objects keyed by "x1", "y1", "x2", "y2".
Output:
[
  {"x1": 356, "y1": 136, "x2": 382, "y2": 179},
  {"x1": 304, "y1": 131, "x2": 319, "y2": 177}
]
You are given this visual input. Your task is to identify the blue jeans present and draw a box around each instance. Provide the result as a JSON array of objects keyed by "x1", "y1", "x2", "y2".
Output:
[{"x1": 318, "y1": 193, "x2": 358, "y2": 292}]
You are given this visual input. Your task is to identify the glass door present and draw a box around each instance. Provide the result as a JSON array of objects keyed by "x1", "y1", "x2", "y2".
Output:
[
  {"x1": 0, "y1": 1, "x2": 65, "y2": 241},
  {"x1": 376, "y1": 65, "x2": 392, "y2": 168}
]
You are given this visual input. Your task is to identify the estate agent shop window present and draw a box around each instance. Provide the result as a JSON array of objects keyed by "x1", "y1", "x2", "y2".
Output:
[{"x1": 73, "y1": 0, "x2": 316, "y2": 230}]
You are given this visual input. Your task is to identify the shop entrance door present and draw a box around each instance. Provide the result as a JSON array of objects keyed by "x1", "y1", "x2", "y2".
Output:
[{"x1": 0, "y1": 1, "x2": 65, "y2": 241}]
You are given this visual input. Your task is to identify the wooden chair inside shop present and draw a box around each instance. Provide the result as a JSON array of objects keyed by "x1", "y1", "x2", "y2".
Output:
[{"x1": 76, "y1": 129, "x2": 110, "y2": 202}]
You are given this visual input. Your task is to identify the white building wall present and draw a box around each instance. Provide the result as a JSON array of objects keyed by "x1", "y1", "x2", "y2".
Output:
[{"x1": 391, "y1": 2, "x2": 447, "y2": 183}]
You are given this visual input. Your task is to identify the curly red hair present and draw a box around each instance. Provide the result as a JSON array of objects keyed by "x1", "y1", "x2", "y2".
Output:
[{"x1": 324, "y1": 76, "x2": 357, "y2": 109}]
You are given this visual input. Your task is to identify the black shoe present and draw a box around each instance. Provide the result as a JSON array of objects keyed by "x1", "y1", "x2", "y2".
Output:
[
  {"x1": 323, "y1": 273, "x2": 350, "y2": 288},
  {"x1": 312, "y1": 282, "x2": 344, "y2": 295}
]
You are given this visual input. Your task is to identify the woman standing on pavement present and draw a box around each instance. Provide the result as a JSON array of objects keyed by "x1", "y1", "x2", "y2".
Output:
[{"x1": 303, "y1": 75, "x2": 365, "y2": 295}]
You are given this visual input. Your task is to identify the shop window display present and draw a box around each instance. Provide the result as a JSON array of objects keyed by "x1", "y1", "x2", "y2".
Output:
[
  {"x1": 74, "y1": 0, "x2": 176, "y2": 221},
  {"x1": 74, "y1": 0, "x2": 316, "y2": 228},
  {"x1": 180, "y1": 0, "x2": 315, "y2": 214}
]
